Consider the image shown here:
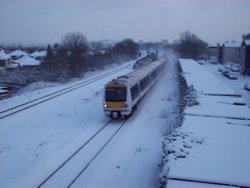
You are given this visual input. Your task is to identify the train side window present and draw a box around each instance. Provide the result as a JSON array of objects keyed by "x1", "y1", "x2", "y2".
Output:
[
  {"x1": 140, "y1": 80, "x2": 145, "y2": 91},
  {"x1": 145, "y1": 76, "x2": 150, "y2": 86},
  {"x1": 151, "y1": 70, "x2": 157, "y2": 80},
  {"x1": 130, "y1": 84, "x2": 139, "y2": 101},
  {"x1": 140, "y1": 76, "x2": 150, "y2": 91}
]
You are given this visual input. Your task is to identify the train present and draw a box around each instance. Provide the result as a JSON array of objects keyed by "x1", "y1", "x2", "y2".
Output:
[
  {"x1": 133, "y1": 52, "x2": 158, "y2": 70},
  {"x1": 103, "y1": 57, "x2": 166, "y2": 118}
]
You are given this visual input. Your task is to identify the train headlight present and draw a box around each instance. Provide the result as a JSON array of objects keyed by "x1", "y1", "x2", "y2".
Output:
[{"x1": 104, "y1": 104, "x2": 108, "y2": 108}]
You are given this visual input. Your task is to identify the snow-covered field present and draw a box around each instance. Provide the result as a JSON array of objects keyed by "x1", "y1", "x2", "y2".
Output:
[
  {"x1": 160, "y1": 59, "x2": 250, "y2": 188},
  {"x1": 0, "y1": 53, "x2": 180, "y2": 188},
  {"x1": 2, "y1": 55, "x2": 249, "y2": 188}
]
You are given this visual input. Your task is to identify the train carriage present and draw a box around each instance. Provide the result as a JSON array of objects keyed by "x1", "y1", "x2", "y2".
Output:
[{"x1": 103, "y1": 57, "x2": 166, "y2": 118}]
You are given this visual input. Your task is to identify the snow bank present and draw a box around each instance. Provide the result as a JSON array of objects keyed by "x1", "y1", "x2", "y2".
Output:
[
  {"x1": 168, "y1": 116, "x2": 250, "y2": 187},
  {"x1": 179, "y1": 59, "x2": 239, "y2": 95},
  {"x1": 160, "y1": 59, "x2": 250, "y2": 188},
  {"x1": 167, "y1": 179, "x2": 237, "y2": 188}
]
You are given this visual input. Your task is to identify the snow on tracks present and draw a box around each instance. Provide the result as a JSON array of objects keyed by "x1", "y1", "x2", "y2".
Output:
[{"x1": 37, "y1": 119, "x2": 127, "y2": 188}]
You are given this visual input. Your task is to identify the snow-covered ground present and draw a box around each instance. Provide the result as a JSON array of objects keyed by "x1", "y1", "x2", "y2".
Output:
[
  {"x1": 160, "y1": 59, "x2": 250, "y2": 188},
  {"x1": 0, "y1": 53, "x2": 180, "y2": 188},
  {"x1": 3, "y1": 55, "x2": 249, "y2": 188},
  {"x1": 203, "y1": 62, "x2": 250, "y2": 108},
  {"x1": 0, "y1": 62, "x2": 133, "y2": 112}
]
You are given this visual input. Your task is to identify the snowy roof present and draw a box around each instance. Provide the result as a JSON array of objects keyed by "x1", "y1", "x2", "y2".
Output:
[
  {"x1": 10, "y1": 50, "x2": 28, "y2": 57},
  {"x1": 15, "y1": 55, "x2": 40, "y2": 66},
  {"x1": 0, "y1": 51, "x2": 11, "y2": 60},
  {"x1": 223, "y1": 42, "x2": 241, "y2": 48},
  {"x1": 243, "y1": 40, "x2": 250, "y2": 46},
  {"x1": 179, "y1": 59, "x2": 239, "y2": 96},
  {"x1": 30, "y1": 51, "x2": 46, "y2": 58},
  {"x1": 170, "y1": 59, "x2": 250, "y2": 188},
  {"x1": 208, "y1": 43, "x2": 220, "y2": 48}
]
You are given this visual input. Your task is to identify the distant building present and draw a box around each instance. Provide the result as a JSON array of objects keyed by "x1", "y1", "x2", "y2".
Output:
[
  {"x1": 222, "y1": 42, "x2": 243, "y2": 65},
  {"x1": 9, "y1": 50, "x2": 28, "y2": 60},
  {"x1": 208, "y1": 44, "x2": 219, "y2": 58},
  {"x1": 207, "y1": 44, "x2": 220, "y2": 63},
  {"x1": 0, "y1": 50, "x2": 12, "y2": 70},
  {"x1": 206, "y1": 41, "x2": 250, "y2": 75},
  {"x1": 241, "y1": 40, "x2": 250, "y2": 75},
  {"x1": 14, "y1": 55, "x2": 41, "y2": 67},
  {"x1": 30, "y1": 51, "x2": 47, "y2": 60}
]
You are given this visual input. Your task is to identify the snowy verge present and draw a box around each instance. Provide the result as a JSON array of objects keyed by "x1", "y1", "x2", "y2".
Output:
[
  {"x1": 160, "y1": 59, "x2": 250, "y2": 188},
  {"x1": 167, "y1": 116, "x2": 250, "y2": 187},
  {"x1": 0, "y1": 60, "x2": 135, "y2": 111},
  {"x1": 159, "y1": 128, "x2": 204, "y2": 187}
]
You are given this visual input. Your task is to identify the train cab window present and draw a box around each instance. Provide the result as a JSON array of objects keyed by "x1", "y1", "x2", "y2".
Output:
[{"x1": 105, "y1": 87, "x2": 127, "y2": 102}]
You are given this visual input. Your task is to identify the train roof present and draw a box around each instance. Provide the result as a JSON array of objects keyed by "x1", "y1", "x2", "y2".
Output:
[{"x1": 106, "y1": 58, "x2": 166, "y2": 87}]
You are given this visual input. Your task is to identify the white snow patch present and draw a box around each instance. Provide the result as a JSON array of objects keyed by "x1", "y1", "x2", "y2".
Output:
[
  {"x1": 0, "y1": 52, "x2": 181, "y2": 188},
  {"x1": 160, "y1": 59, "x2": 250, "y2": 188}
]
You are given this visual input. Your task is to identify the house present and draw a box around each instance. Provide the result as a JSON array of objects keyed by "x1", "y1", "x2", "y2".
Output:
[
  {"x1": 0, "y1": 50, "x2": 12, "y2": 70},
  {"x1": 222, "y1": 42, "x2": 243, "y2": 65},
  {"x1": 208, "y1": 44, "x2": 219, "y2": 58},
  {"x1": 241, "y1": 40, "x2": 250, "y2": 75},
  {"x1": 30, "y1": 51, "x2": 47, "y2": 60},
  {"x1": 9, "y1": 50, "x2": 28, "y2": 60},
  {"x1": 14, "y1": 55, "x2": 41, "y2": 67},
  {"x1": 207, "y1": 44, "x2": 223, "y2": 63}
]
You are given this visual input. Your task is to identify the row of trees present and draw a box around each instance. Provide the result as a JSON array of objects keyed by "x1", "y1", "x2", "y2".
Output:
[
  {"x1": 42, "y1": 31, "x2": 208, "y2": 82},
  {"x1": 3, "y1": 30, "x2": 249, "y2": 86},
  {"x1": 43, "y1": 32, "x2": 140, "y2": 81},
  {"x1": 243, "y1": 33, "x2": 250, "y2": 40},
  {"x1": 176, "y1": 31, "x2": 250, "y2": 59},
  {"x1": 174, "y1": 31, "x2": 208, "y2": 59},
  {"x1": 0, "y1": 33, "x2": 140, "y2": 84}
]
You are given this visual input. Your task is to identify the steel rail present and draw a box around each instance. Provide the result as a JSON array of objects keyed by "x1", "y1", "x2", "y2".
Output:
[
  {"x1": 67, "y1": 119, "x2": 127, "y2": 188},
  {"x1": 37, "y1": 119, "x2": 127, "y2": 188},
  {"x1": 37, "y1": 119, "x2": 113, "y2": 188}
]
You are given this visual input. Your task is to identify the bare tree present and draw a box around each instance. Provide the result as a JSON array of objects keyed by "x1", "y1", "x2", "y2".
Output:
[
  {"x1": 178, "y1": 31, "x2": 207, "y2": 59},
  {"x1": 112, "y1": 39, "x2": 139, "y2": 58},
  {"x1": 243, "y1": 33, "x2": 250, "y2": 40},
  {"x1": 61, "y1": 32, "x2": 88, "y2": 77},
  {"x1": 45, "y1": 44, "x2": 54, "y2": 61}
]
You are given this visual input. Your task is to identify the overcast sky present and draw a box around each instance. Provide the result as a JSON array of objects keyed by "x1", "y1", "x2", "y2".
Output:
[{"x1": 0, "y1": 0, "x2": 250, "y2": 45}]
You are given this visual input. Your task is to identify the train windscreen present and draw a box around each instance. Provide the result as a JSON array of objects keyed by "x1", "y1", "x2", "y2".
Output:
[{"x1": 105, "y1": 87, "x2": 127, "y2": 102}]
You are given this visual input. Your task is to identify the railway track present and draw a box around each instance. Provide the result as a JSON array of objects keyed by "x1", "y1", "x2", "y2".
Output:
[
  {"x1": 0, "y1": 64, "x2": 131, "y2": 120},
  {"x1": 37, "y1": 119, "x2": 127, "y2": 188}
]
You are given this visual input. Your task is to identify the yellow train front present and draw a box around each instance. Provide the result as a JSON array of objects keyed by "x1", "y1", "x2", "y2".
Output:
[
  {"x1": 103, "y1": 80, "x2": 132, "y2": 118},
  {"x1": 103, "y1": 57, "x2": 166, "y2": 118}
]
